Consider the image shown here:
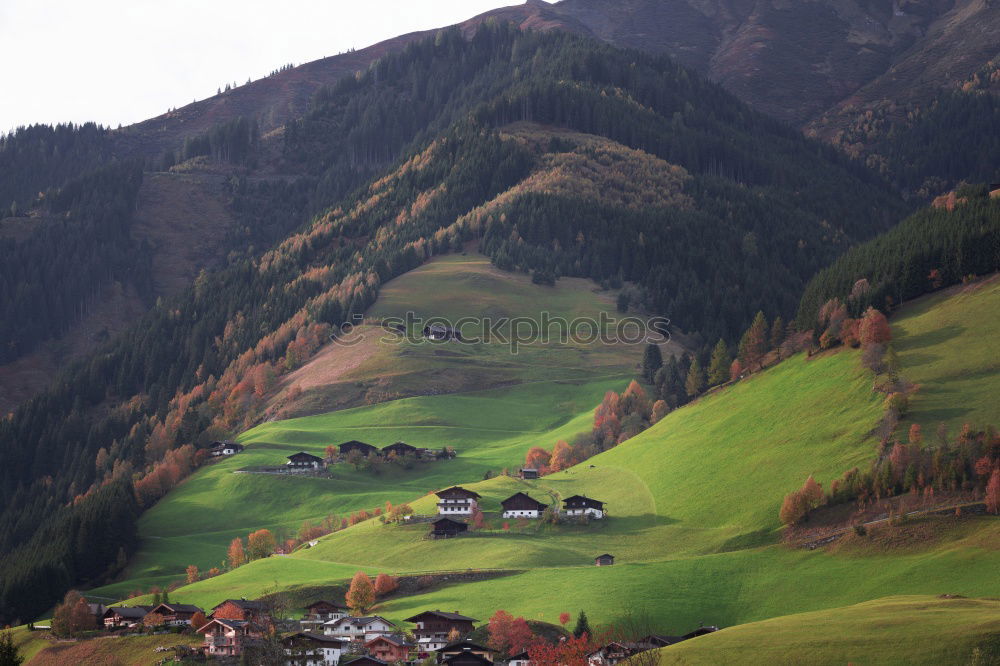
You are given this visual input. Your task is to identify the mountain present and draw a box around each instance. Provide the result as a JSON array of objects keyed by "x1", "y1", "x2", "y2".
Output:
[
  {"x1": 0, "y1": 23, "x2": 906, "y2": 623},
  {"x1": 113, "y1": 1, "x2": 1000, "y2": 181}
]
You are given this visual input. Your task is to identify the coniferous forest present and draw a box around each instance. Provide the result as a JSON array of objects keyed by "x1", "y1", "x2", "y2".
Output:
[{"x1": 0, "y1": 21, "x2": 992, "y2": 624}]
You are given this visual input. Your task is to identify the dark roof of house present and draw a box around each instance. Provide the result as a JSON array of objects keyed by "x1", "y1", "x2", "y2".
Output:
[
  {"x1": 284, "y1": 631, "x2": 348, "y2": 645},
  {"x1": 333, "y1": 615, "x2": 395, "y2": 627},
  {"x1": 212, "y1": 598, "x2": 268, "y2": 611},
  {"x1": 681, "y1": 626, "x2": 719, "y2": 640},
  {"x1": 149, "y1": 602, "x2": 202, "y2": 614},
  {"x1": 563, "y1": 495, "x2": 604, "y2": 508},
  {"x1": 339, "y1": 440, "x2": 378, "y2": 452},
  {"x1": 430, "y1": 518, "x2": 468, "y2": 531},
  {"x1": 288, "y1": 451, "x2": 324, "y2": 462},
  {"x1": 501, "y1": 492, "x2": 548, "y2": 512},
  {"x1": 307, "y1": 599, "x2": 348, "y2": 610},
  {"x1": 438, "y1": 639, "x2": 496, "y2": 653},
  {"x1": 383, "y1": 441, "x2": 417, "y2": 453},
  {"x1": 596, "y1": 553, "x2": 615, "y2": 559},
  {"x1": 508, "y1": 651, "x2": 530, "y2": 660},
  {"x1": 198, "y1": 617, "x2": 250, "y2": 632},
  {"x1": 405, "y1": 609, "x2": 477, "y2": 623},
  {"x1": 104, "y1": 606, "x2": 151, "y2": 619},
  {"x1": 367, "y1": 633, "x2": 414, "y2": 647},
  {"x1": 344, "y1": 657, "x2": 389, "y2": 666},
  {"x1": 442, "y1": 652, "x2": 494, "y2": 666},
  {"x1": 436, "y1": 486, "x2": 481, "y2": 500},
  {"x1": 640, "y1": 635, "x2": 677, "y2": 647}
]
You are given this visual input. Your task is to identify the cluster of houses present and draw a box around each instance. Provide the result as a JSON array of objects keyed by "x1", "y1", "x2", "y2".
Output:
[
  {"x1": 99, "y1": 596, "x2": 716, "y2": 664},
  {"x1": 427, "y1": 486, "x2": 610, "y2": 566},
  {"x1": 282, "y1": 441, "x2": 454, "y2": 473}
]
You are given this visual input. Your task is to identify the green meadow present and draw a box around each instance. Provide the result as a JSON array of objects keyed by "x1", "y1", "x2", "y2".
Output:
[
  {"x1": 891, "y1": 276, "x2": 1000, "y2": 435},
  {"x1": 658, "y1": 595, "x2": 1000, "y2": 665},
  {"x1": 88, "y1": 267, "x2": 1000, "y2": 664}
]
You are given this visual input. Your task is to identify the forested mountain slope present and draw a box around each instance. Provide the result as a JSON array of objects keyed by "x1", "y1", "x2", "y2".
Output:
[{"x1": 0, "y1": 25, "x2": 904, "y2": 623}]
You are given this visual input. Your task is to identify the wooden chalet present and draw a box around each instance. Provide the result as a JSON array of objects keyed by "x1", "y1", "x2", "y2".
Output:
[
  {"x1": 198, "y1": 617, "x2": 264, "y2": 658},
  {"x1": 382, "y1": 441, "x2": 418, "y2": 458},
  {"x1": 500, "y1": 492, "x2": 548, "y2": 519},
  {"x1": 339, "y1": 440, "x2": 380, "y2": 457},
  {"x1": 563, "y1": 495, "x2": 605, "y2": 519},
  {"x1": 323, "y1": 615, "x2": 397, "y2": 641},
  {"x1": 595, "y1": 553, "x2": 615, "y2": 566},
  {"x1": 144, "y1": 602, "x2": 203, "y2": 626},
  {"x1": 211, "y1": 598, "x2": 270, "y2": 623},
  {"x1": 406, "y1": 610, "x2": 477, "y2": 652},
  {"x1": 429, "y1": 517, "x2": 468, "y2": 539},
  {"x1": 287, "y1": 451, "x2": 324, "y2": 469},
  {"x1": 438, "y1": 638, "x2": 496, "y2": 662},
  {"x1": 283, "y1": 632, "x2": 347, "y2": 665},
  {"x1": 102, "y1": 605, "x2": 151, "y2": 628},
  {"x1": 436, "y1": 486, "x2": 481, "y2": 515},
  {"x1": 423, "y1": 324, "x2": 463, "y2": 341},
  {"x1": 587, "y1": 641, "x2": 652, "y2": 666},
  {"x1": 209, "y1": 441, "x2": 244, "y2": 456},
  {"x1": 519, "y1": 468, "x2": 539, "y2": 480},
  {"x1": 302, "y1": 600, "x2": 348, "y2": 624},
  {"x1": 366, "y1": 634, "x2": 414, "y2": 661}
]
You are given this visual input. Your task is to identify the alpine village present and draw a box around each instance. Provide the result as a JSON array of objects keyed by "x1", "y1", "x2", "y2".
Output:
[{"x1": 1, "y1": 0, "x2": 1000, "y2": 664}]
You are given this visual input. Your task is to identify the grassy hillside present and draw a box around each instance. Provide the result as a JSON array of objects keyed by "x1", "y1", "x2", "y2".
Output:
[
  {"x1": 659, "y1": 595, "x2": 1000, "y2": 666},
  {"x1": 891, "y1": 275, "x2": 1000, "y2": 436},
  {"x1": 90, "y1": 252, "x2": 645, "y2": 599},
  {"x1": 268, "y1": 253, "x2": 651, "y2": 418},
  {"x1": 88, "y1": 266, "x2": 1000, "y2": 666}
]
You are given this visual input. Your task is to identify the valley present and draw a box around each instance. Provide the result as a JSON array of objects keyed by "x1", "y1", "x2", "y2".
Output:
[
  {"x1": 1, "y1": 3, "x2": 999, "y2": 664},
  {"x1": 78, "y1": 258, "x2": 1000, "y2": 664}
]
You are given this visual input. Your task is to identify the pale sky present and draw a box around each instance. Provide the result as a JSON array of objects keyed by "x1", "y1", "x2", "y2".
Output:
[{"x1": 0, "y1": 0, "x2": 528, "y2": 133}]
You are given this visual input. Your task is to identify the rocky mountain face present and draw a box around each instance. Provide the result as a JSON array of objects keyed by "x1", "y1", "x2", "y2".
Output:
[{"x1": 116, "y1": 0, "x2": 998, "y2": 159}]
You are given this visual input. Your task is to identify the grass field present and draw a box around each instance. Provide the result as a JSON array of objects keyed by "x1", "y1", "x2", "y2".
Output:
[
  {"x1": 658, "y1": 595, "x2": 1000, "y2": 665},
  {"x1": 266, "y1": 254, "x2": 665, "y2": 418},
  {"x1": 891, "y1": 274, "x2": 1000, "y2": 436},
  {"x1": 20, "y1": 631, "x2": 203, "y2": 666},
  {"x1": 87, "y1": 268, "x2": 1000, "y2": 664},
  {"x1": 90, "y1": 253, "x2": 647, "y2": 600}
]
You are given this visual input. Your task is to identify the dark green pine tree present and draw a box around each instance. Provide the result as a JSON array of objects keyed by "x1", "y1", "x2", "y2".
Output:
[
  {"x1": 707, "y1": 338, "x2": 730, "y2": 386},
  {"x1": 641, "y1": 343, "x2": 663, "y2": 382},
  {"x1": 0, "y1": 628, "x2": 25, "y2": 666},
  {"x1": 573, "y1": 610, "x2": 592, "y2": 638}
]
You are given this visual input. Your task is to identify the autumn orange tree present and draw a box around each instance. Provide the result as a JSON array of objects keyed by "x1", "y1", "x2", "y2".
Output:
[
  {"x1": 247, "y1": 529, "x2": 276, "y2": 560},
  {"x1": 185, "y1": 565, "x2": 200, "y2": 585},
  {"x1": 779, "y1": 475, "x2": 825, "y2": 525},
  {"x1": 227, "y1": 537, "x2": 246, "y2": 569},
  {"x1": 346, "y1": 571, "x2": 375, "y2": 614},
  {"x1": 190, "y1": 611, "x2": 208, "y2": 630},
  {"x1": 487, "y1": 610, "x2": 535, "y2": 657},
  {"x1": 51, "y1": 590, "x2": 96, "y2": 637},
  {"x1": 529, "y1": 634, "x2": 592, "y2": 666},
  {"x1": 859, "y1": 306, "x2": 892, "y2": 347},
  {"x1": 374, "y1": 573, "x2": 399, "y2": 597}
]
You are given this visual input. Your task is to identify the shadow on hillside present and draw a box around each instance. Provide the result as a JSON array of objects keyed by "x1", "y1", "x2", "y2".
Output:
[
  {"x1": 712, "y1": 528, "x2": 780, "y2": 553},
  {"x1": 601, "y1": 513, "x2": 679, "y2": 533},
  {"x1": 898, "y1": 323, "x2": 964, "y2": 351},
  {"x1": 899, "y1": 351, "x2": 940, "y2": 369}
]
